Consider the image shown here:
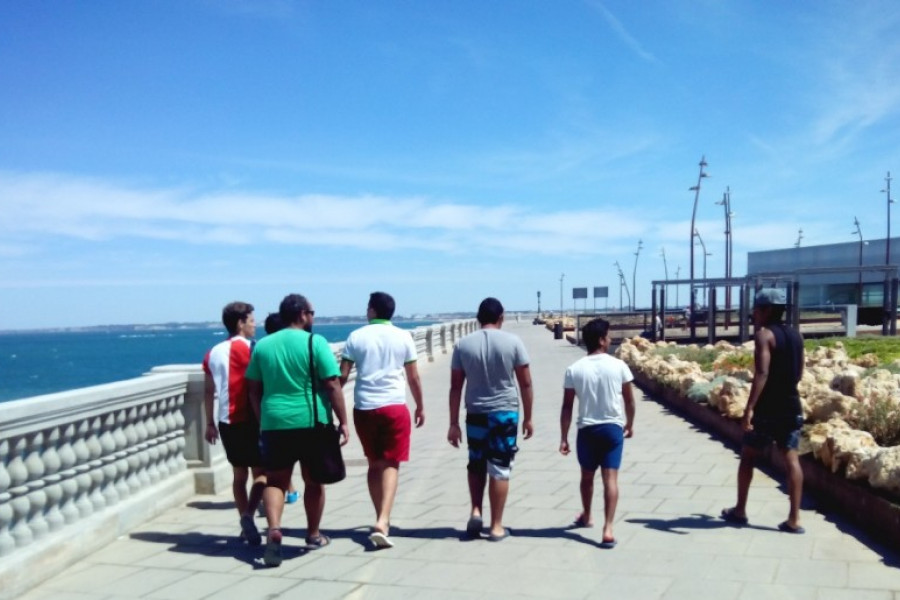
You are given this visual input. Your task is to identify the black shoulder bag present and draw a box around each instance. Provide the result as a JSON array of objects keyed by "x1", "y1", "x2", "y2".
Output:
[{"x1": 307, "y1": 334, "x2": 346, "y2": 484}]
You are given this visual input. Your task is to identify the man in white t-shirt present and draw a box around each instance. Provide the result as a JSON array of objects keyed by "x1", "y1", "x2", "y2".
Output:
[
  {"x1": 559, "y1": 318, "x2": 635, "y2": 549},
  {"x1": 340, "y1": 292, "x2": 424, "y2": 549}
]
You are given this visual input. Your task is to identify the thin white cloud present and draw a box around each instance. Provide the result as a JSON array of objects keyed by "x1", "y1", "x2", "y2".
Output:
[
  {"x1": 586, "y1": 1, "x2": 659, "y2": 64},
  {"x1": 0, "y1": 171, "x2": 647, "y2": 258}
]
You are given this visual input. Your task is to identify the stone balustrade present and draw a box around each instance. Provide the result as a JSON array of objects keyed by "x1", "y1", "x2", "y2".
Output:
[{"x1": 0, "y1": 319, "x2": 476, "y2": 600}]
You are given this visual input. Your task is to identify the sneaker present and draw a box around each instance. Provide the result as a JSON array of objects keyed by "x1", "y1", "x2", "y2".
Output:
[
  {"x1": 239, "y1": 514, "x2": 261, "y2": 546},
  {"x1": 264, "y1": 529, "x2": 283, "y2": 567},
  {"x1": 286, "y1": 490, "x2": 299, "y2": 504}
]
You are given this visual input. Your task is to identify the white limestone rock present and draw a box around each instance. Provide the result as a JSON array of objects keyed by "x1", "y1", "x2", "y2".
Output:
[{"x1": 864, "y1": 446, "x2": 900, "y2": 494}]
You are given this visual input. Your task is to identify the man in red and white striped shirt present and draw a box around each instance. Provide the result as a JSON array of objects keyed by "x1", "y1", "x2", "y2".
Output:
[{"x1": 203, "y1": 301, "x2": 266, "y2": 546}]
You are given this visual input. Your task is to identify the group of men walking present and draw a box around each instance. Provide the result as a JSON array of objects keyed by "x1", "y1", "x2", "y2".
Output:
[{"x1": 203, "y1": 288, "x2": 805, "y2": 568}]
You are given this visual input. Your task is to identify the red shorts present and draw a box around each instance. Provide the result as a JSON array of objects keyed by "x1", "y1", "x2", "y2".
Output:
[{"x1": 354, "y1": 404, "x2": 411, "y2": 463}]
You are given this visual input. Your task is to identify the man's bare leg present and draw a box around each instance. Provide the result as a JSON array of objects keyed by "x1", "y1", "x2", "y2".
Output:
[
  {"x1": 579, "y1": 469, "x2": 596, "y2": 526},
  {"x1": 368, "y1": 459, "x2": 400, "y2": 534},
  {"x1": 487, "y1": 476, "x2": 509, "y2": 537},
  {"x1": 300, "y1": 464, "x2": 325, "y2": 540},
  {"x1": 730, "y1": 445, "x2": 758, "y2": 520},
  {"x1": 263, "y1": 468, "x2": 291, "y2": 534},
  {"x1": 247, "y1": 467, "x2": 266, "y2": 515},
  {"x1": 599, "y1": 467, "x2": 619, "y2": 542},
  {"x1": 467, "y1": 469, "x2": 486, "y2": 520},
  {"x1": 232, "y1": 466, "x2": 250, "y2": 516},
  {"x1": 783, "y1": 448, "x2": 803, "y2": 529}
]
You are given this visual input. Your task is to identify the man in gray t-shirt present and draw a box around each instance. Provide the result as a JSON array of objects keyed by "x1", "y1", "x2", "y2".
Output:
[{"x1": 448, "y1": 297, "x2": 534, "y2": 542}]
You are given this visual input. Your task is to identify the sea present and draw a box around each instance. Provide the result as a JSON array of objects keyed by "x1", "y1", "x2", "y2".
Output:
[{"x1": 0, "y1": 321, "x2": 437, "y2": 403}]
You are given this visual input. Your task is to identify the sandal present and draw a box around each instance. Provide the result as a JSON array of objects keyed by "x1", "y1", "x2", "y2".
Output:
[
  {"x1": 778, "y1": 521, "x2": 805, "y2": 534},
  {"x1": 305, "y1": 534, "x2": 331, "y2": 549},
  {"x1": 720, "y1": 507, "x2": 749, "y2": 526},
  {"x1": 572, "y1": 514, "x2": 594, "y2": 528},
  {"x1": 264, "y1": 529, "x2": 283, "y2": 567}
]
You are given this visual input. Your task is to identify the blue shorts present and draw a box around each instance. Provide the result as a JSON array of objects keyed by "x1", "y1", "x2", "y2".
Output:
[
  {"x1": 466, "y1": 411, "x2": 518, "y2": 480},
  {"x1": 744, "y1": 415, "x2": 803, "y2": 451},
  {"x1": 576, "y1": 423, "x2": 624, "y2": 471}
]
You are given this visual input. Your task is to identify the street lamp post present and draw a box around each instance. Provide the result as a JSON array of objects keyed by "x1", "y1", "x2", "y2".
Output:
[
  {"x1": 660, "y1": 247, "x2": 669, "y2": 309},
  {"x1": 883, "y1": 172, "x2": 894, "y2": 267},
  {"x1": 852, "y1": 217, "x2": 865, "y2": 305},
  {"x1": 694, "y1": 230, "x2": 711, "y2": 306},
  {"x1": 675, "y1": 265, "x2": 681, "y2": 308},
  {"x1": 559, "y1": 273, "x2": 565, "y2": 318},
  {"x1": 795, "y1": 228, "x2": 803, "y2": 248},
  {"x1": 688, "y1": 156, "x2": 710, "y2": 338},
  {"x1": 716, "y1": 187, "x2": 734, "y2": 327},
  {"x1": 632, "y1": 239, "x2": 643, "y2": 311},
  {"x1": 614, "y1": 261, "x2": 630, "y2": 311}
]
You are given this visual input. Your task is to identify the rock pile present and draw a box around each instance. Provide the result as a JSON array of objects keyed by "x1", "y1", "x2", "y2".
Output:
[{"x1": 617, "y1": 337, "x2": 900, "y2": 496}]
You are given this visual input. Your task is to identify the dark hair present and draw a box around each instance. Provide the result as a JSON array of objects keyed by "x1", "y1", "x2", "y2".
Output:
[
  {"x1": 477, "y1": 297, "x2": 504, "y2": 325},
  {"x1": 222, "y1": 301, "x2": 254, "y2": 336},
  {"x1": 581, "y1": 318, "x2": 610, "y2": 353},
  {"x1": 279, "y1": 293, "x2": 311, "y2": 326},
  {"x1": 763, "y1": 305, "x2": 786, "y2": 324},
  {"x1": 264, "y1": 312, "x2": 284, "y2": 335},
  {"x1": 368, "y1": 291, "x2": 396, "y2": 320}
]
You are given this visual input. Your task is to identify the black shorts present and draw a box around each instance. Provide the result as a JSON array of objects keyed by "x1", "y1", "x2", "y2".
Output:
[
  {"x1": 260, "y1": 427, "x2": 321, "y2": 471},
  {"x1": 744, "y1": 415, "x2": 803, "y2": 451},
  {"x1": 218, "y1": 421, "x2": 262, "y2": 468}
]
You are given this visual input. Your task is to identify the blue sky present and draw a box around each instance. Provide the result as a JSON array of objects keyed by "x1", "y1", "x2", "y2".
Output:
[{"x1": 3, "y1": 1, "x2": 900, "y2": 329}]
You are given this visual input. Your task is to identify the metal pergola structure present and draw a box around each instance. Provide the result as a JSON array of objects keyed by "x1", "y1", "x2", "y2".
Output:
[{"x1": 650, "y1": 265, "x2": 900, "y2": 344}]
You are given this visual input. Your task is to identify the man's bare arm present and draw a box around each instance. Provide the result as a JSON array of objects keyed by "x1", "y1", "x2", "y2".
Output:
[
  {"x1": 515, "y1": 364, "x2": 534, "y2": 439},
  {"x1": 320, "y1": 376, "x2": 350, "y2": 445},
  {"x1": 448, "y1": 368, "x2": 466, "y2": 447},
  {"x1": 559, "y1": 388, "x2": 576, "y2": 454},
  {"x1": 339, "y1": 358, "x2": 353, "y2": 387},
  {"x1": 404, "y1": 361, "x2": 425, "y2": 427}
]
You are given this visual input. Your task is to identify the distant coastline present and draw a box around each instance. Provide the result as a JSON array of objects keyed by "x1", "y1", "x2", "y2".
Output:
[{"x1": 0, "y1": 312, "x2": 477, "y2": 336}]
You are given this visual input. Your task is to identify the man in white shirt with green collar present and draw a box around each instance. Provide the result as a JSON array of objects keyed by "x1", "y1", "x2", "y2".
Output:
[{"x1": 340, "y1": 292, "x2": 424, "y2": 549}]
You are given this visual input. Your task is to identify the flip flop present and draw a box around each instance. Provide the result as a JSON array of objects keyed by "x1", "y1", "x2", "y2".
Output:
[
  {"x1": 369, "y1": 531, "x2": 394, "y2": 548},
  {"x1": 487, "y1": 528, "x2": 510, "y2": 542},
  {"x1": 264, "y1": 529, "x2": 283, "y2": 567},
  {"x1": 572, "y1": 514, "x2": 594, "y2": 528},
  {"x1": 239, "y1": 514, "x2": 261, "y2": 546},
  {"x1": 305, "y1": 534, "x2": 331, "y2": 549},
  {"x1": 778, "y1": 521, "x2": 806, "y2": 534},
  {"x1": 720, "y1": 507, "x2": 749, "y2": 526},
  {"x1": 599, "y1": 538, "x2": 617, "y2": 549},
  {"x1": 465, "y1": 515, "x2": 483, "y2": 538}
]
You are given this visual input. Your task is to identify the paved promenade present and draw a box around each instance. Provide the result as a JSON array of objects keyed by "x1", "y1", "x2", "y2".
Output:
[{"x1": 19, "y1": 321, "x2": 900, "y2": 599}]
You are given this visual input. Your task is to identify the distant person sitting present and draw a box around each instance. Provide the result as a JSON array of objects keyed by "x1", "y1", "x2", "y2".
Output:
[
  {"x1": 264, "y1": 312, "x2": 299, "y2": 506},
  {"x1": 340, "y1": 292, "x2": 425, "y2": 549},
  {"x1": 202, "y1": 301, "x2": 265, "y2": 546}
]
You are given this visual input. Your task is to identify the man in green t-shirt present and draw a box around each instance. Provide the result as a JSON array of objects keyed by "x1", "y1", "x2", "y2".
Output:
[{"x1": 247, "y1": 293, "x2": 349, "y2": 567}]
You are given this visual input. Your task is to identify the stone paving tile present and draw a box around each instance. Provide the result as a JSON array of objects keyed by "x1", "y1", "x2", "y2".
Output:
[
  {"x1": 271, "y1": 579, "x2": 361, "y2": 599},
  {"x1": 143, "y1": 572, "x2": 247, "y2": 600},
  {"x1": 774, "y1": 558, "x2": 849, "y2": 587},
  {"x1": 735, "y1": 583, "x2": 818, "y2": 599},
  {"x1": 847, "y1": 562, "x2": 900, "y2": 591},
  {"x1": 818, "y1": 589, "x2": 895, "y2": 600},
  {"x1": 661, "y1": 579, "x2": 742, "y2": 600},
  {"x1": 41, "y1": 564, "x2": 141, "y2": 594},
  {"x1": 89, "y1": 568, "x2": 194, "y2": 597}
]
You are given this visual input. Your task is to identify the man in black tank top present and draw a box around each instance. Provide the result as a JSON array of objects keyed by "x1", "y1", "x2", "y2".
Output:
[{"x1": 721, "y1": 288, "x2": 806, "y2": 534}]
